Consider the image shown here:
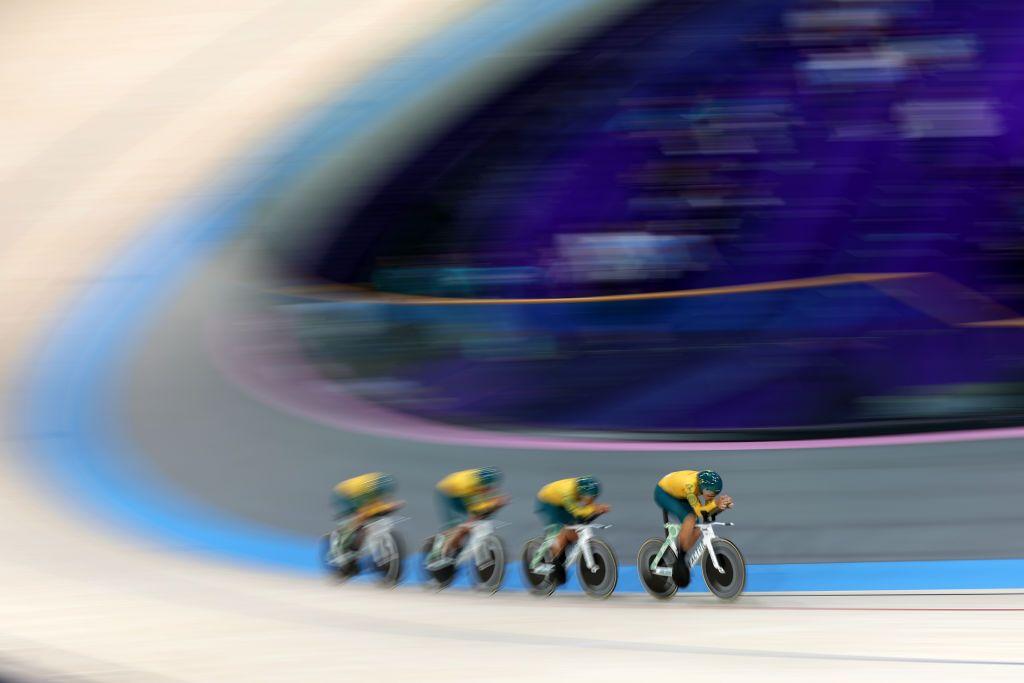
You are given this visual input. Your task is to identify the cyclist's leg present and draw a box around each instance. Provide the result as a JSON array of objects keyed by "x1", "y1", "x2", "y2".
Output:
[
  {"x1": 534, "y1": 502, "x2": 573, "y2": 584},
  {"x1": 533, "y1": 501, "x2": 568, "y2": 567},
  {"x1": 431, "y1": 492, "x2": 459, "y2": 557},
  {"x1": 549, "y1": 508, "x2": 578, "y2": 584},
  {"x1": 535, "y1": 501, "x2": 565, "y2": 546},
  {"x1": 653, "y1": 485, "x2": 697, "y2": 585},
  {"x1": 673, "y1": 512, "x2": 698, "y2": 588},
  {"x1": 440, "y1": 495, "x2": 470, "y2": 555},
  {"x1": 678, "y1": 512, "x2": 699, "y2": 552},
  {"x1": 333, "y1": 495, "x2": 361, "y2": 550},
  {"x1": 654, "y1": 485, "x2": 696, "y2": 548},
  {"x1": 532, "y1": 501, "x2": 553, "y2": 568}
]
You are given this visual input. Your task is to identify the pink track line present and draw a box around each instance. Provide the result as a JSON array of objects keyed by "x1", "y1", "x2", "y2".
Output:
[{"x1": 209, "y1": 314, "x2": 1024, "y2": 452}]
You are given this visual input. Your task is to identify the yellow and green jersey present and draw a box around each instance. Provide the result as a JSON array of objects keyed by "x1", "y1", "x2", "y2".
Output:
[
  {"x1": 537, "y1": 478, "x2": 599, "y2": 519},
  {"x1": 334, "y1": 472, "x2": 390, "y2": 515},
  {"x1": 437, "y1": 469, "x2": 500, "y2": 515},
  {"x1": 657, "y1": 470, "x2": 718, "y2": 518}
]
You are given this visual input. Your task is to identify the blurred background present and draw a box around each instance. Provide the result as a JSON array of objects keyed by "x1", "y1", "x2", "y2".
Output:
[
  {"x1": 3, "y1": 0, "x2": 1024, "y2": 680},
  {"x1": 261, "y1": 0, "x2": 1024, "y2": 439}
]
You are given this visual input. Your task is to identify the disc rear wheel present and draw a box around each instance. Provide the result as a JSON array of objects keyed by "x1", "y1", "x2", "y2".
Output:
[
  {"x1": 421, "y1": 536, "x2": 456, "y2": 590},
  {"x1": 636, "y1": 537, "x2": 677, "y2": 600},
  {"x1": 520, "y1": 537, "x2": 556, "y2": 597},
  {"x1": 321, "y1": 532, "x2": 358, "y2": 581}
]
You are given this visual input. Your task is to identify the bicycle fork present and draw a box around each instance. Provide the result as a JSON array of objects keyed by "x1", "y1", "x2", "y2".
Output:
[{"x1": 578, "y1": 536, "x2": 598, "y2": 574}]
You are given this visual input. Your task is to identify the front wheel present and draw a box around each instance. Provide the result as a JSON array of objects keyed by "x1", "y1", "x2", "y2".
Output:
[
  {"x1": 520, "y1": 537, "x2": 556, "y2": 597},
  {"x1": 470, "y1": 534, "x2": 506, "y2": 594},
  {"x1": 636, "y1": 537, "x2": 677, "y2": 600},
  {"x1": 372, "y1": 530, "x2": 405, "y2": 587},
  {"x1": 702, "y1": 537, "x2": 745, "y2": 600},
  {"x1": 578, "y1": 538, "x2": 617, "y2": 599}
]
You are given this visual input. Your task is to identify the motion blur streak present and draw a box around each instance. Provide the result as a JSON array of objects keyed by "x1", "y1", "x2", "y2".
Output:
[{"x1": 265, "y1": 0, "x2": 1024, "y2": 438}]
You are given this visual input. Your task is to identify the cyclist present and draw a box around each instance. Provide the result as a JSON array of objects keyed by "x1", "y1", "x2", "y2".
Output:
[
  {"x1": 654, "y1": 469, "x2": 732, "y2": 586},
  {"x1": 534, "y1": 476, "x2": 610, "y2": 584},
  {"x1": 433, "y1": 467, "x2": 508, "y2": 558},
  {"x1": 332, "y1": 472, "x2": 402, "y2": 551}
]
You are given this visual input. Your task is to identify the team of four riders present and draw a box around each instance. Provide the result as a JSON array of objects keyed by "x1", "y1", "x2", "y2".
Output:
[{"x1": 328, "y1": 467, "x2": 737, "y2": 598}]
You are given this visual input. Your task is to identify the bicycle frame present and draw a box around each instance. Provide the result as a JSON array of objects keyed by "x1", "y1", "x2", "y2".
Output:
[
  {"x1": 426, "y1": 518, "x2": 507, "y2": 571},
  {"x1": 330, "y1": 515, "x2": 407, "y2": 567},
  {"x1": 532, "y1": 523, "x2": 612, "y2": 575},
  {"x1": 650, "y1": 521, "x2": 734, "y2": 577}
]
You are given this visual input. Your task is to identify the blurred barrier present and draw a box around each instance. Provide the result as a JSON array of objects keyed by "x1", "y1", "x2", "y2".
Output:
[
  {"x1": 259, "y1": 0, "x2": 1024, "y2": 438},
  {"x1": 275, "y1": 271, "x2": 1024, "y2": 437}
]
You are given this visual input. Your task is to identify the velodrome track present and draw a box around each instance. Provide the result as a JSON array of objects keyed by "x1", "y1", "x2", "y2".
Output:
[{"x1": 3, "y1": 1, "x2": 1024, "y2": 681}]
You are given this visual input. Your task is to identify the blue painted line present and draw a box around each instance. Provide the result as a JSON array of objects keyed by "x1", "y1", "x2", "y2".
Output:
[
  {"x1": 740, "y1": 558, "x2": 1024, "y2": 593},
  {"x1": 16, "y1": 0, "x2": 1024, "y2": 591}
]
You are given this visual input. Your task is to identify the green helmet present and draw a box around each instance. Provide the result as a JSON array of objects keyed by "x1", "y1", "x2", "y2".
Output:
[
  {"x1": 697, "y1": 470, "x2": 722, "y2": 494},
  {"x1": 478, "y1": 466, "x2": 502, "y2": 487},
  {"x1": 576, "y1": 475, "x2": 601, "y2": 497}
]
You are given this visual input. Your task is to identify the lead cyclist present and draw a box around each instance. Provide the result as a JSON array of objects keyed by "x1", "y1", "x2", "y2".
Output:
[{"x1": 653, "y1": 469, "x2": 733, "y2": 586}]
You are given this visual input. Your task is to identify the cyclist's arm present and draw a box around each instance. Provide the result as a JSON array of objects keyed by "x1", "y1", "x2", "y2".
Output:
[
  {"x1": 697, "y1": 502, "x2": 719, "y2": 520},
  {"x1": 562, "y1": 495, "x2": 598, "y2": 520},
  {"x1": 466, "y1": 493, "x2": 502, "y2": 516},
  {"x1": 361, "y1": 499, "x2": 402, "y2": 517},
  {"x1": 686, "y1": 492, "x2": 719, "y2": 520}
]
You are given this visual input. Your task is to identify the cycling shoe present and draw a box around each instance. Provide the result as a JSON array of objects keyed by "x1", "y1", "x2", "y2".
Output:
[{"x1": 672, "y1": 557, "x2": 691, "y2": 588}]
